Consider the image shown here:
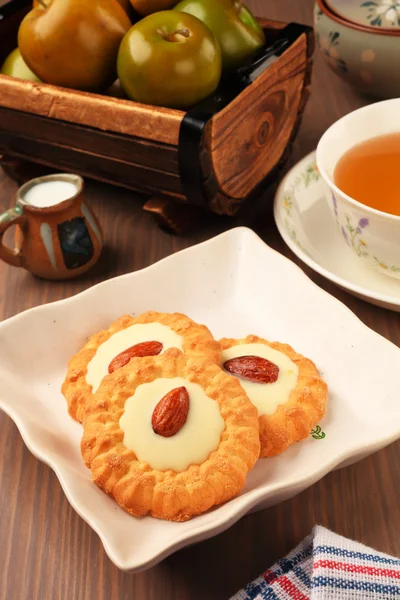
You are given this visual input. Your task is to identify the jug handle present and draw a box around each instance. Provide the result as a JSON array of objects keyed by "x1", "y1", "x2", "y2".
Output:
[{"x1": 0, "y1": 206, "x2": 26, "y2": 268}]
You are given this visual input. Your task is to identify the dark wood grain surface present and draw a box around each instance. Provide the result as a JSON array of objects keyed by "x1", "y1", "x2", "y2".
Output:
[{"x1": 0, "y1": 1, "x2": 399, "y2": 599}]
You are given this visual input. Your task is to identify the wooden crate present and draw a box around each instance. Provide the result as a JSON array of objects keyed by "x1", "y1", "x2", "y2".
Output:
[{"x1": 0, "y1": 0, "x2": 313, "y2": 231}]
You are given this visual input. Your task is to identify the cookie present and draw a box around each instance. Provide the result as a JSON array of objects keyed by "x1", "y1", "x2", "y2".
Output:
[
  {"x1": 62, "y1": 311, "x2": 219, "y2": 423},
  {"x1": 219, "y1": 335, "x2": 328, "y2": 457},
  {"x1": 81, "y1": 349, "x2": 260, "y2": 522}
]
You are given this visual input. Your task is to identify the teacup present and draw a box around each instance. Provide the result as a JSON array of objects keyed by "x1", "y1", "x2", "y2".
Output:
[{"x1": 316, "y1": 99, "x2": 400, "y2": 282}]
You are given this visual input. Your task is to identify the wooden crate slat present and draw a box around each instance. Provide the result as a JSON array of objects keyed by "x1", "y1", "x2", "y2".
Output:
[
  {"x1": 0, "y1": 133, "x2": 184, "y2": 197},
  {"x1": 0, "y1": 106, "x2": 180, "y2": 175},
  {"x1": 0, "y1": 76, "x2": 183, "y2": 146}
]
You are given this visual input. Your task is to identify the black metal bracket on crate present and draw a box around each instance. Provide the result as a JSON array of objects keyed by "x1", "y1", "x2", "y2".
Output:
[{"x1": 178, "y1": 23, "x2": 313, "y2": 210}]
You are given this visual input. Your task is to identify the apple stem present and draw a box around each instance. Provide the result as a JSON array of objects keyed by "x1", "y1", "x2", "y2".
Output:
[{"x1": 160, "y1": 28, "x2": 191, "y2": 43}]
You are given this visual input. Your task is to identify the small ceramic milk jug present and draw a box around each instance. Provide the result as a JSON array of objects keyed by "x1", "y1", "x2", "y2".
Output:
[{"x1": 0, "y1": 174, "x2": 103, "y2": 280}]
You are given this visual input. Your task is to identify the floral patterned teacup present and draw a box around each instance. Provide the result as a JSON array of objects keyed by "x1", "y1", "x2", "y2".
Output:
[{"x1": 316, "y1": 99, "x2": 400, "y2": 281}]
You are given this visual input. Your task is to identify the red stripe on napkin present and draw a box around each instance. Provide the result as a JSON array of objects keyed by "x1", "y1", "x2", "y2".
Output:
[
  {"x1": 278, "y1": 575, "x2": 309, "y2": 599},
  {"x1": 313, "y1": 559, "x2": 400, "y2": 580}
]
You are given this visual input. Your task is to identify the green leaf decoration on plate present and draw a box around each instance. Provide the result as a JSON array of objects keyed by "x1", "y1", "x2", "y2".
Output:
[{"x1": 310, "y1": 425, "x2": 326, "y2": 440}]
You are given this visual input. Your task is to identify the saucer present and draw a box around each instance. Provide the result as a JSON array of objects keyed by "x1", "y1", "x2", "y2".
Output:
[{"x1": 274, "y1": 152, "x2": 400, "y2": 312}]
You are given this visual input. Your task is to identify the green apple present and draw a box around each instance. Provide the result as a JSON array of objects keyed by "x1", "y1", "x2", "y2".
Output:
[
  {"x1": 174, "y1": 0, "x2": 265, "y2": 70},
  {"x1": 117, "y1": 11, "x2": 222, "y2": 109},
  {"x1": 1, "y1": 48, "x2": 41, "y2": 82}
]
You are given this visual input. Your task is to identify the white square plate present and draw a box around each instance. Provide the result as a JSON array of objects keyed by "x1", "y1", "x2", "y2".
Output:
[{"x1": 0, "y1": 227, "x2": 399, "y2": 572}]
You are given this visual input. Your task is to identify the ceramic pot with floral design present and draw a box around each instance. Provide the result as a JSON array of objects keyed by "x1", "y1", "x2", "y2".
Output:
[
  {"x1": 316, "y1": 99, "x2": 400, "y2": 281},
  {"x1": 0, "y1": 174, "x2": 103, "y2": 280},
  {"x1": 315, "y1": 0, "x2": 400, "y2": 99}
]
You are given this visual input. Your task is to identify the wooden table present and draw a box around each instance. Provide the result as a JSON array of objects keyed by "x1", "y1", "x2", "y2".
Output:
[{"x1": 0, "y1": 1, "x2": 399, "y2": 598}]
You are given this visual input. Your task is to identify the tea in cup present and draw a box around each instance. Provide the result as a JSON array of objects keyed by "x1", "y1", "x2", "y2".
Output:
[{"x1": 316, "y1": 99, "x2": 400, "y2": 281}]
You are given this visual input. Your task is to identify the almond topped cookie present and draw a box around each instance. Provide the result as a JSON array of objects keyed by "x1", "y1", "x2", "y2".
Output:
[
  {"x1": 219, "y1": 335, "x2": 328, "y2": 457},
  {"x1": 81, "y1": 349, "x2": 260, "y2": 522},
  {"x1": 62, "y1": 311, "x2": 219, "y2": 422}
]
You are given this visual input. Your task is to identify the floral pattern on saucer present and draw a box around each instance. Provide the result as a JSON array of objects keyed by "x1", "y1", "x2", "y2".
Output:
[
  {"x1": 281, "y1": 159, "x2": 321, "y2": 252},
  {"x1": 283, "y1": 218, "x2": 304, "y2": 252},
  {"x1": 361, "y1": 0, "x2": 400, "y2": 27},
  {"x1": 282, "y1": 160, "x2": 321, "y2": 217}
]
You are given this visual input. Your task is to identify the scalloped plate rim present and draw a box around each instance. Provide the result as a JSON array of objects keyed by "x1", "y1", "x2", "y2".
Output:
[
  {"x1": 0, "y1": 226, "x2": 399, "y2": 572},
  {"x1": 1, "y1": 392, "x2": 399, "y2": 572}
]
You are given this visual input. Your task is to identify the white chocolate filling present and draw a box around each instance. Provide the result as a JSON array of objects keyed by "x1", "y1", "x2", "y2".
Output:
[
  {"x1": 120, "y1": 377, "x2": 225, "y2": 472},
  {"x1": 86, "y1": 323, "x2": 183, "y2": 393},
  {"x1": 221, "y1": 343, "x2": 298, "y2": 417}
]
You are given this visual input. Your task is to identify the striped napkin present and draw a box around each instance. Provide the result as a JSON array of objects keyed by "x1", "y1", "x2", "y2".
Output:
[{"x1": 230, "y1": 526, "x2": 400, "y2": 599}]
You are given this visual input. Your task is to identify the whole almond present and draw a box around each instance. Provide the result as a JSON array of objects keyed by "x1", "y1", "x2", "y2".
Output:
[
  {"x1": 108, "y1": 340, "x2": 163, "y2": 373},
  {"x1": 152, "y1": 386, "x2": 189, "y2": 438},
  {"x1": 223, "y1": 355, "x2": 279, "y2": 384}
]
